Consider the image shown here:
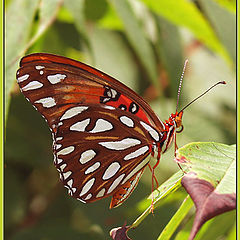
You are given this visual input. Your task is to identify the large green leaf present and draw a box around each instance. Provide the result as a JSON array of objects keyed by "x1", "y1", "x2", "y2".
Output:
[
  {"x1": 86, "y1": 28, "x2": 139, "y2": 91},
  {"x1": 109, "y1": 0, "x2": 158, "y2": 86},
  {"x1": 141, "y1": 0, "x2": 230, "y2": 62},
  {"x1": 176, "y1": 142, "x2": 236, "y2": 239},
  {"x1": 5, "y1": 0, "x2": 39, "y2": 118},
  {"x1": 63, "y1": 0, "x2": 87, "y2": 42},
  {"x1": 5, "y1": 0, "x2": 62, "y2": 119},
  {"x1": 155, "y1": 16, "x2": 183, "y2": 97},
  {"x1": 129, "y1": 170, "x2": 184, "y2": 229},
  {"x1": 157, "y1": 196, "x2": 193, "y2": 240},
  {"x1": 176, "y1": 142, "x2": 236, "y2": 192},
  {"x1": 198, "y1": 0, "x2": 236, "y2": 65},
  {"x1": 213, "y1": 0, "x2": 236, "y2": 13}
]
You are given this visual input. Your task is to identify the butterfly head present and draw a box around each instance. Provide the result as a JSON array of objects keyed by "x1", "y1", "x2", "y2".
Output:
[
  {"x1": 165, "y1": 111, "x2": 183, "y2": 131},
  {"x1": 175, "y1": 111, "x2": 183, "y2": 130}
]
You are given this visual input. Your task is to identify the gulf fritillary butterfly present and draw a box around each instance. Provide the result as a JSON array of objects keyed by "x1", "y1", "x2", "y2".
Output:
[{"x1": 16, "y1": 53, "x2": 225, "y2": 209}]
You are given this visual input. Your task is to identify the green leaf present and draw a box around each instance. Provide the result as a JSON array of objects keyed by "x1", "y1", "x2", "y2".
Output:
[
  {"x1": 6, "y1": 0, "x2": 62, "y2": 119},
  {"x1": 63, "y1": 0, "x2": 87, "y2": 38},
  {"x1": 213, "y1": 0, "x2": 236, "y2": 13},
  {"x1": 98, "y1": 3, "x2": 123, "y2": 30},
  {"x1": 130, "y1": 170, "x2": 184, "y2": 229},
  {"x1": 26, "y1": 0, "x2": 63, "y2": 50},
  {"x1": 198, "y1": 0, "x2": 236, "y2": 65},
  {"x1": 86, "y1": 28, "x2": 140, "y2": 91},
  {"x1": 84, "y1": 0, "x2": 108, "y2": 21},
  {"x1": 157, "y1": 195, "x2": 194, "y2": 240},
  {"x1": 176, "y1": 142, "x2": 236, "y2": 239},
  {"x1": 109, "y1": 0, "x2": 158, "y2": 86},
  {"x1": 176, "y1": 142, "x2": 236, "y2": 193},
  {"x1": 141, "y1": 0, "x2": 230, "y2": 62},
  {"x1": 5, "y1": 0, "x2": 39, "y2": 118},
  {"x1": 155, "y1": 16, "x2": 183, "y2": 96}
]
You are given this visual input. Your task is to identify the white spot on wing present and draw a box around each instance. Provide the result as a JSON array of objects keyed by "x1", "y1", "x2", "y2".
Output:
[
  {"x1": 79, "y1": 150, "x2": 96, "y2": 164},
  {"x1": 119, "y1": 116, "x2": 134, "y2": 128},
  {"x1": 79, "y1": 178, "x2": 95, "y2": 197},
  {"x1": 58, "y1": 122, "x2": 63, "y2": 127},
  {"x1": 67, "y1": 179, "x2": 73, "y2": 187},
  {"x1": 102, "y1": 97, "x2": 110, "y2": 103},
  {"x1": 35, "y1": 65, "x2": 45, "y2": 70},
  {"x1": 47, "y1": 74, "x2": 66, "y2": 84},
  {"x1": 107, "y1": 174, "x2": 125, "y2": 194},
  {"x1": 40, "y1": 70, "x2": 44, "y2": 75},
  {"x1": 85, "y1": 162, "x2": 101, "y2": 174},
  {"x1": 90, "y1": 119, "x2": 113, "y2": 133},
  {"x1": 56, "y1": 158, "x2": 63, "y2": 164},
  {"x1": 118, "y1": 171, "x2": 142, "y2": 203},
  {"x1": 60, "y1": 106, "x2": 88, "y2": 121},
  {"x1": 132, "y1": 104, "x2": 137, "y2": 112},
  {"x1": 57, "y1": 146, "x2": 75, "y2": 156},
  {"x1": 103, "y1": 162, "x2": 121, "y2": 180},
  {"x1": 99, "y1": 138, "x2": 141, "y2": 150},
  {"x1": 122, "y1": 156, "x2": 150, "y2": 184},
  {"x1": 70, "y1": 118, "x2": 90, "y2": 132},
  {"x1": 140, "y1": 121, "x2": 160, "y2": 141},
  {"x1": 35, "y1": 97, "x2": 56, "y2": 108},
  {"x1": 77, "y1": 198, "x2": 86, "y2": 204},
  {"x1": 72, "y1": 188, "x2": 77, "y2": 193},
  {"x1": 64, "y1": 179, "x2": 76, "y2": 196},
  {"x1": 124, "y1": 146, "x2": 149, "y2": 160},
  {"x1": 84, "y1": 194, "x2": 92, "y2": 200},
  {"x1": 62, "y1": 171, "x2": 72, "y2": 180},
  {"x1": 56, "y1": 137, "x2": 63, "y2": 141},
  {"x1": 110, "y1": 89, "x2": 117, "y2": 97},
  {"x1": 59, "y1": 163, "x2": 67, "y2": 172},
  {"x1": 96, "y1": 188, "x2": 105, "y2": 198},
  {"x1": 22, "y1": 81, "x2": 43, "y2": 91},
  {"x1": 55, "y1": 144, "x2": 62, "y2": 150},
  {"x1": 103, "y1": 105, "x2": 115, "y2": 110},
  {"x1": 17, "y1": 74, "x2": 29, "y2": 82}
]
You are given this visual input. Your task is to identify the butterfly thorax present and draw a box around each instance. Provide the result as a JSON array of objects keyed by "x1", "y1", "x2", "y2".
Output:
[
  {"x1": 164, "y1": 111, "x2": 183, "y2": 129},
  {"x1": 160, "y1": 111, "x2": 183, "y2": 154}
]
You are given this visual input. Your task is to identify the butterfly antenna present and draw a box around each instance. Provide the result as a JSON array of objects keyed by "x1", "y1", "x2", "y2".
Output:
[
  {"x1": 176, "y1": 59, "x2": 189, "y2": 112},
  {"x1": 179, "y1": 81, "x2": 226, "y2": 112}
]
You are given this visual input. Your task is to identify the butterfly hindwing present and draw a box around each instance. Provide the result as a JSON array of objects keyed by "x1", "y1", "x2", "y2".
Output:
[{"x1": 53, "y1": 104, "x2": 161, "y2": 206}]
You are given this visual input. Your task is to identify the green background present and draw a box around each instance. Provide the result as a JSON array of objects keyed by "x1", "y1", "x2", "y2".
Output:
[{"x1": 5, "y1": 0, "x2": 236, "y2": 239}]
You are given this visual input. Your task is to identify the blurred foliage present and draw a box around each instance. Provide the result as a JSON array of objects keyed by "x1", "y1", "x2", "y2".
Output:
[{"x1": 5, "y1": 0, "x2": 236, "y2": 239}]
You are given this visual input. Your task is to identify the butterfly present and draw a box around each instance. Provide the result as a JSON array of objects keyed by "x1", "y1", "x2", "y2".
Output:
[{"x1": 16, "y1": 53, "x2": 224, "y2": 209}]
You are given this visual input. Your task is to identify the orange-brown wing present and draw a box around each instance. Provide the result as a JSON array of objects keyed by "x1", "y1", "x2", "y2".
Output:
[
  {"x1": 17, "y1": 53, "x2": 165, "y2": 132},
  {"x1": 53, "y1": 104, "x2": 163, "y2": 207}
]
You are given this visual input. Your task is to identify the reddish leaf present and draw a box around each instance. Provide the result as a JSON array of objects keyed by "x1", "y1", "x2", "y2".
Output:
[
  {"x1": 181, "y1": 173, "x2": 236, "y2": 240},
  {"x1": 110, "y1": 223, "x2": 131, "y2": 240}
]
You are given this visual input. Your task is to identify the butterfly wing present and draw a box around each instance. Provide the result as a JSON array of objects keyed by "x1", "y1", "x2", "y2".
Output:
[
  {"x1": 53, "y1": 104, "x2": 162, "y2": 207},
  {"x1": 17, "y1": 53, "x2": 165, "y2": 132},
  {"x1": 16, "y1": 53, "x2": 164, "y2": 208}
]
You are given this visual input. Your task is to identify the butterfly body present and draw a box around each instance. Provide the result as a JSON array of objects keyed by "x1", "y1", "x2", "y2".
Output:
[{"x1": 17, "y1": 53, "x2": 183, "y2": 208}]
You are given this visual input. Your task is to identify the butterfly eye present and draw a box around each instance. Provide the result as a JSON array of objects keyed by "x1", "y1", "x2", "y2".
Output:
[{"x1": 176, "y1": 125, "x2": 184, "y2": 133}]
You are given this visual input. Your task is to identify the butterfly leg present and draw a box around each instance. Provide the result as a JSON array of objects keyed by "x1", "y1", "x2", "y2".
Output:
[{"x1": 148, "y1": 151, "x2": 161, "y2": 213}]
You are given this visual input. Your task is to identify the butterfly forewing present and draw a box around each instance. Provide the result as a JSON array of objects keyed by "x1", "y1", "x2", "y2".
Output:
[
  {"x1": 17, "y1": 53, "x2": 165, "y2": 131},
  {"x1": 17, "y1": 61, "x2": 105, "y2": 130},
  {"x1": 53, "y1": 104, "x2": 160, "y2": 206}
]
